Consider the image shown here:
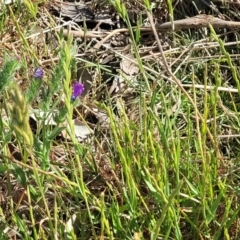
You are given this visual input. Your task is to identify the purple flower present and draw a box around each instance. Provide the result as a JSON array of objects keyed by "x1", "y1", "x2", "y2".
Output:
[
  {"x1": 71, "y1": 82, "x2": 84, "y2": 100},
  {"x1": 34, "y1": 68, "x2": 43, "y2": 79}
]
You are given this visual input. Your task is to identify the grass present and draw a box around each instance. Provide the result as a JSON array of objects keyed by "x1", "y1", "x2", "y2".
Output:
[{"x1": 1, "y1": 0, "x2": 240, "y2": 239}]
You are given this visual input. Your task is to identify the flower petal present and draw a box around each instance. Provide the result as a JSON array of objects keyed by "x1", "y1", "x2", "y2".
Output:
[
  {"x1": 72, "y1": 83, "x2": 84, "y2": 100},
  {"x1": 34, "y1": 68, "x2": 44, "y2": 79}
]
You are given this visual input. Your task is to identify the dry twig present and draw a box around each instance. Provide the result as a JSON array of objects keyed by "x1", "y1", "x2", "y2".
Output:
[
  {"x1": 146, "y1": 11, "x2": 224, "y2": 164},
  {"x1": 155, "y1": 14, "x2": 240, "y2": 30}
]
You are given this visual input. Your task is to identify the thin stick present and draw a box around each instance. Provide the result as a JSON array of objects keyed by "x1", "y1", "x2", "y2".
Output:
[
  {"x1": 155, "y1": 14, "x2": 240, "y2": 30},
  {"x1": 146, "y1": 11, "x2": 223, "y2": 163}
]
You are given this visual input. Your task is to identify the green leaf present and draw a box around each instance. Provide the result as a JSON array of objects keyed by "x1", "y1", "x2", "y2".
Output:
[
  {"x1": 10, "y1": 164, "x2": 27, "y2": 187},
  {"x1": 0, "y1": 164, "x2": 8, "y2": 174}
]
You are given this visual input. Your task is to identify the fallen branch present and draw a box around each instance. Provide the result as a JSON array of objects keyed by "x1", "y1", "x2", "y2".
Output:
[
  {"x1": 155, "y1": 14, "x2": 240, "y2": 30},
  {"x1": 50, "y1": 15, "x2": 240, "y2": 50},
  {"x1": 93, "y1": 15, "x2": 240, "y2": 49}
]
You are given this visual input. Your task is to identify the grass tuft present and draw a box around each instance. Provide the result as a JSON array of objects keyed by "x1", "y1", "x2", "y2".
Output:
[{"x1": 1, "y1": 0, "x2": 240, "y2": 239}]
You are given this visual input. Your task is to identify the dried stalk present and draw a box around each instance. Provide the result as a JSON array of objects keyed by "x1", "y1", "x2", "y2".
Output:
[{"x1": 147, "y1": 11, "x2": 224, "y2": 164}]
